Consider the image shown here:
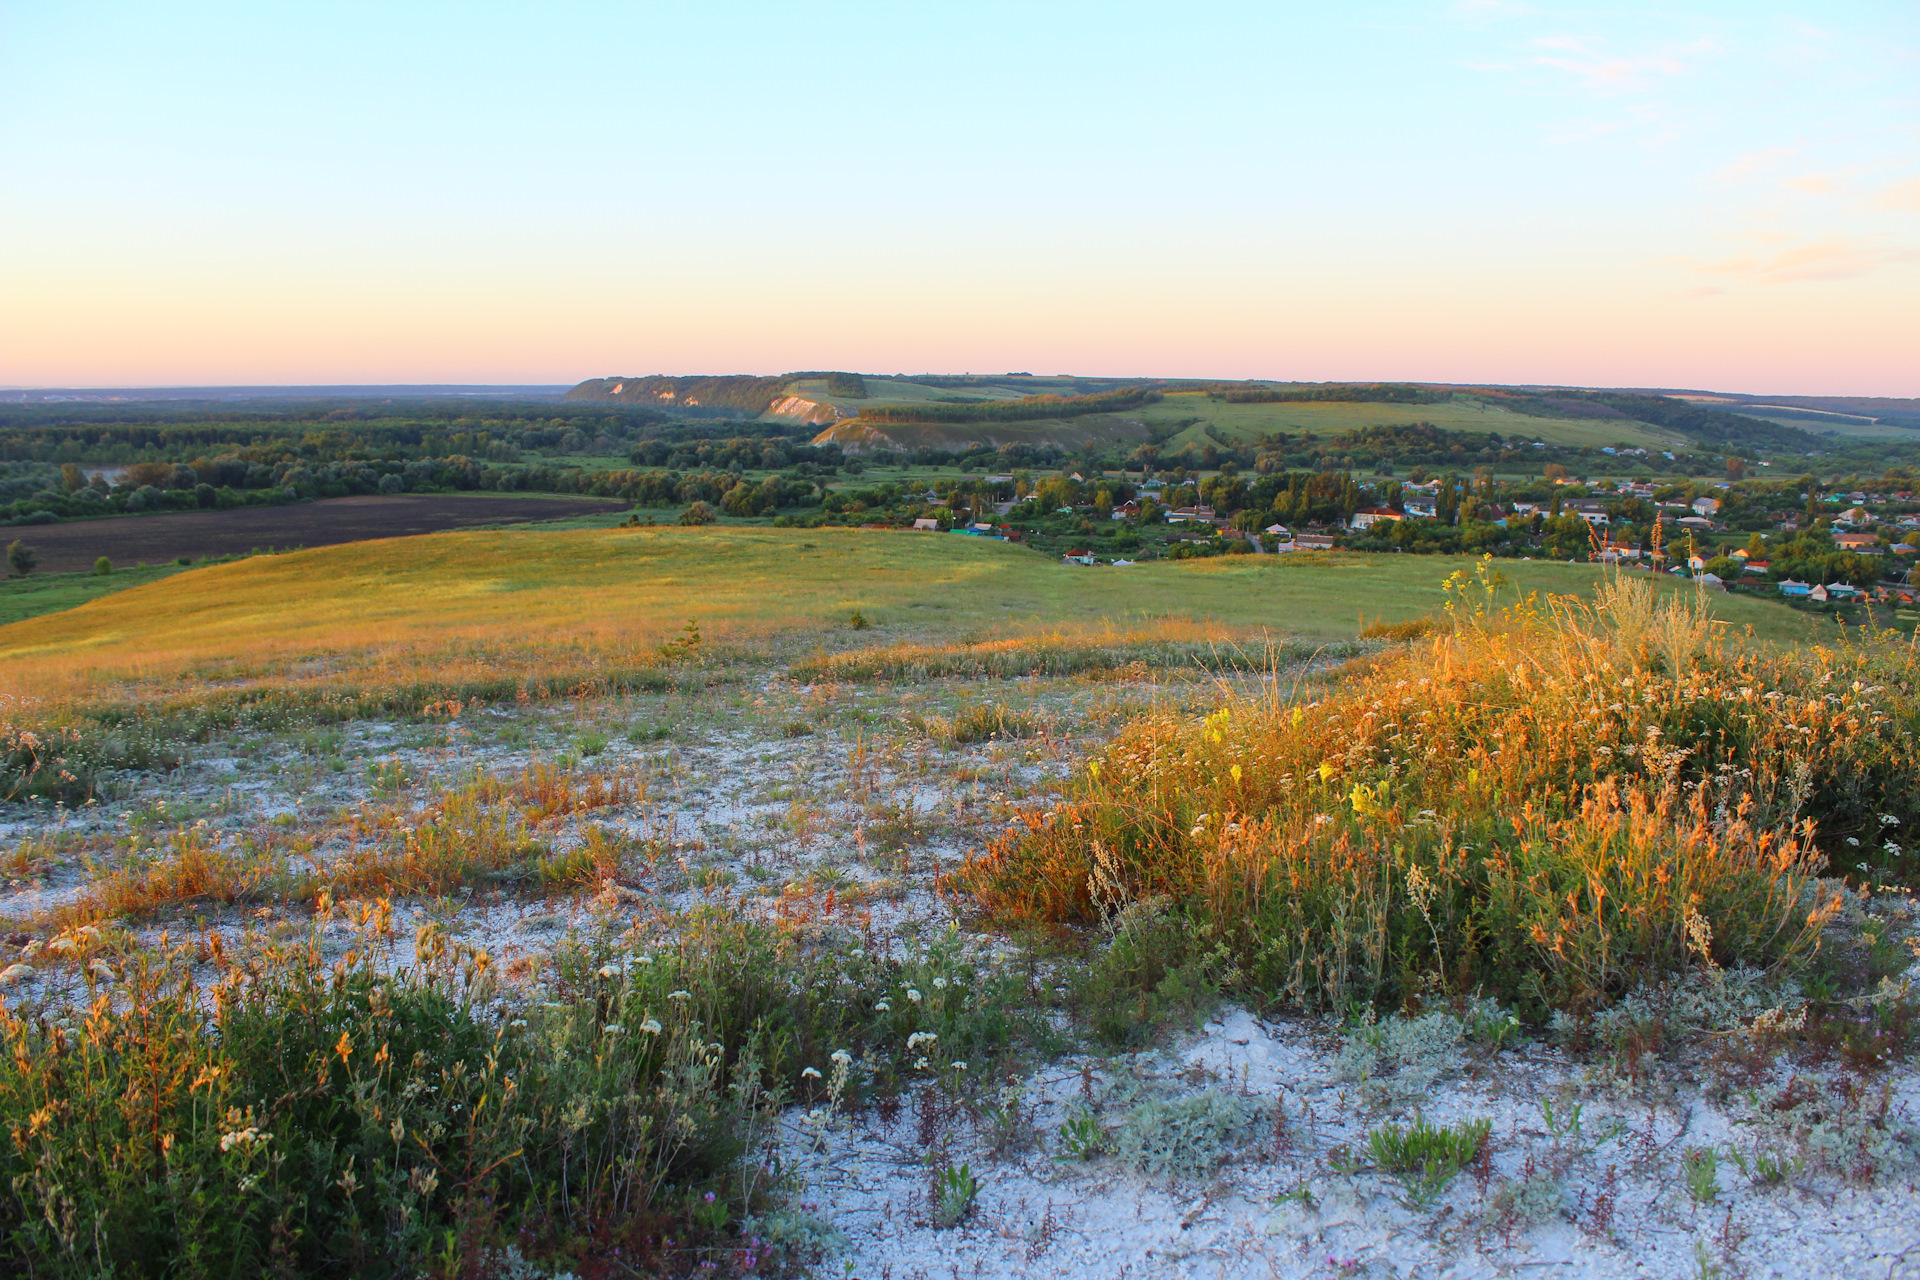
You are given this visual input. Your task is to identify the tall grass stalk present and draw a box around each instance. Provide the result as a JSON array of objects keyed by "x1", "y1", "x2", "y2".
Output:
[{"x1": 945, "y1": 575, "x2": 1917, "y2": 1014}]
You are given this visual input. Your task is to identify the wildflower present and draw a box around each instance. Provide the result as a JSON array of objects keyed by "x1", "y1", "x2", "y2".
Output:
[
  {"x1": 831, "y1": 1049, "x2": 853, "y2": 1066},
  {"x1": 801, "y1": 1067, "x2": 823, "y2": 1080},
  {"x1": 1318, "y1": 762, "x2": 1335, "y2": 783},
  {"x1": 906, "y1": 1031, "x2": 939, "y2": 1051},
  {"x1": 1882, "y1": 815, "x2": 1902, "y2": 826},
  {"x1": 1230, "y1": 764, "x2": 1242, "y2": 784},
  {"x1": 907, "y1": 988, "x2": 923, "y2": 1004},
  {"x1": 603, "y1": 1024, "x2": 624, "y2": 1035},
  {"x1": 950, "y1": 1061, "x2": 968, "y2": 1071},
  {"x1": 639, "y1": 1018, "x2": 663, "y2": 1035},
  {"x1": 0, "y1": 964, "x2": 35, "y2": 986},
  {"x1": 932, "y1": 976, "x2": 948, "y2": 990},
  {"x1": 634, "y1": 955, "x2": 653, "y2": 965},
  {"x1": 669, "y1": 990, "x2": 692, "y2": 1001},
  {"x1": 874, "y1": 1000, "x2": 892, "y2": 1013},
  {"x1": 1847, "y1": 837, "x2": 1861, "y2": 847},
  {"x1": 334, "y1": 1032, "x2": 353, "y2": 1065},
  {"x1": 914, "y1": 1057, "x2": 930, "y2": 1070}
]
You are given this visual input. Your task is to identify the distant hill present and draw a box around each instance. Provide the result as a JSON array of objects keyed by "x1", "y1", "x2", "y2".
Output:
[{"x1": 565, "y1": 372, "x2": 1909, "y2": 458}]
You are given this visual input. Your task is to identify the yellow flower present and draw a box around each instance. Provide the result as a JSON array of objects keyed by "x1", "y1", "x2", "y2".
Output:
[
  {"x1": 334, "y1": 1032, "x2": 353, "y2": 1065},
  {"x1": 1318, "y1": 761, "x2": 1335, "y2": 783},
  {"x1": 1230, "y1": 764, "x2": 1242, "y2": 784}
]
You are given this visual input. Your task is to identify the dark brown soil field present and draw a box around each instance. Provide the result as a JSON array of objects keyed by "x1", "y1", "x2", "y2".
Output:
[{"x1": 2, "y1": 494, "x2": 622, "y2": 574}]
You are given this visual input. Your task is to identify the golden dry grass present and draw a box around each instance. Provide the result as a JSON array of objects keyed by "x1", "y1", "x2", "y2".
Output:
[{"x1": 0, "y1": 524, "x2": 1823, "y2": 712}]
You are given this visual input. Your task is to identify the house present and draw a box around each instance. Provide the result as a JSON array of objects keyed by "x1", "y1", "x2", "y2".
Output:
[
  {"x1": 1291, "y1": 533, "x2": 1338, "y2": 551},
  {"x1": 1349, "y1": 506, "x2": 1403, "y2": 530},
  {"x1": 1111, "y1": 500, "x2": 1141, "y2": 521},
  {"x1": 1778, "y1": 580, "x2": 1812, "y2": 597},
  {"x1": 911, "y1": 517, "x2": 941, "y2": 531},
  {"x1": 1061, "y1": 550, "x2": 1097, "y2": 565},
  {"x1": 1166, "y1": 505, "x2": 1217, "y2": 523},
  {"x1": 1697, "y1": 573, "x2": 1726, "y2": 590},
  {"x1": 1675, "y1": 516, "x2": 1714, "y2": 532},
  {"x1": 1562, "y1": 500, "x2": 1609, "y2": 527},
  {"x1": 1264, "y1": 523, "x2": 1290, "y2": 537},
  {"x1": 1742, "y1": 560, "x2": 1770, "y2": 575},
  {"x1": 1404, "y1": 500, "x2": 1438, "y2": 518},
  {"x1": 1693, "y1": 497, "x2": 1722, "y2": 517},
  {"x1": 1835, "y1": 531, "x2": 1881, "y2": 552}
]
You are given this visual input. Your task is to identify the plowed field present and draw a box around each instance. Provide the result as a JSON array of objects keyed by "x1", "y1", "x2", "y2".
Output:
[{"x1": 3, "y1": 494, "x2": 620, "y2": 573}]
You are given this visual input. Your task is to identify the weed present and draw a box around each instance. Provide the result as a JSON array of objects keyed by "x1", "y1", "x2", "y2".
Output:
[
  {"x1": 1489, "y1": 1169, "x2": 1566, "y2": 1230},
  {"x1": 1365, "y1": 1115, "x2": 1491, "y2": 1208},
  {"x1": 1336, "y1": 1009, "x2": 1465, "y2": 1104},
  {"x1": 1072, "y1": 909, "x2": 1221, "y2": 1051},
  {"x1": 1725, "y1": 1142, "x2": 1803, "y2": 1189},
  {"x1": 929, "y1": 1160, "x2": 980, "y2": 1228},
  {"x1": 1054, "y1": 1107, "x2": 1109, "y2": 1162},
  {"x1": 1112, "y1": 1089, "x2": 1264, "y2": 1180},
  {"x1": 1682, "y1": 1145, "x2": 1720, "y2": 1203}
]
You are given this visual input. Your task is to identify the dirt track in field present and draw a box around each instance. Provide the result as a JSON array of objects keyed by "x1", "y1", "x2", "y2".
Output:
[{"x1": 4, "y1": 494, "x2": 621, "y2": 573}]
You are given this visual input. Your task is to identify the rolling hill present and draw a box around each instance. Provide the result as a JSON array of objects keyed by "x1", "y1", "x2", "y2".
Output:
[{"x1": 563, "y1": 372, "x2": 1875, "y2": 461}]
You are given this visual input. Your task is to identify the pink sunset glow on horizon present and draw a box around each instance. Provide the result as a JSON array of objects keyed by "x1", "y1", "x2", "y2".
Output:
[{"x1": 2, "y1": 2, "x2": 1915, "y2": 396}]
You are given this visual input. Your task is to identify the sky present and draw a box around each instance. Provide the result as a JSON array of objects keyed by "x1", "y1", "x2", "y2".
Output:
[{"x1": 1, "y1": 1, "x2": 1915, "y2": 394}]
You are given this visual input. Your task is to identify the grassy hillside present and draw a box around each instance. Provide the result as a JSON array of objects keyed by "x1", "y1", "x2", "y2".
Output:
[
  {"x1": 1134, "y1": 392, "x2": 1685, "y2": 452},
  {"x1": 0, "y1": 526, "x2": 1822, "y2": 709},
  {"x1": 810, "y1": 412, "x2": 1154, "y2": 453},
  {"x1": 0, "y1": 563, "x2": 188, "y2": 627},
  {"x1": 808, "y1": 385, "x2": 1693, "y2": 456}
]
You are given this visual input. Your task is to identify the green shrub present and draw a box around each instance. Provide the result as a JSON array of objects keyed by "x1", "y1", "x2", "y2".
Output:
[
  {"x1": 1113, "y1": 1089, "x2": 1265, "y2": 1180},
  {"x1": 93, "y1": 556, "x2": 112, "y2": 575},
  {"x1": 0, "y1": 911, "x2": 1042, "y2": 1276}
]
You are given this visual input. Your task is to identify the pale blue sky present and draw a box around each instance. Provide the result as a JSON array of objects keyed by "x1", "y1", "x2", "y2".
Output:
[{"x1": 2, "y1": 1, "x2": 1915, "y2": 391}]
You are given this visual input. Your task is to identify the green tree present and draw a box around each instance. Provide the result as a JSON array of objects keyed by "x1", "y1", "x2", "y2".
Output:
[
  {"x1": 93, "y1": 556, "x2": 113, "y2": 575},
  {"x1": 677, "y1": 500, "x2": 717, "y2": 526},
  {"x1": 60, "y1": 462, "x2": 86, "y2": 492},
  {"x1": 6, "y1": 541, "x2": 35, "y2": 576}
]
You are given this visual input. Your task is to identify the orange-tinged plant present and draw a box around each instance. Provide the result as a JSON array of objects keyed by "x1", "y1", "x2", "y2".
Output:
[{"x1": 945, "y1": 578, "x2": 1914, "y2": 1013}]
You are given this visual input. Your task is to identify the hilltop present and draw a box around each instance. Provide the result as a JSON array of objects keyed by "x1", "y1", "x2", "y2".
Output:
[{"x1": 565, "y1": 372, "x2": 1919, "y2": 465}]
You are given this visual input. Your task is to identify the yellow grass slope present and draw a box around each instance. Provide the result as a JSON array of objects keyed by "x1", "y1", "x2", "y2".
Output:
[{"x1": 0, "y1": 526, "x2": 1822, "y2": 707}]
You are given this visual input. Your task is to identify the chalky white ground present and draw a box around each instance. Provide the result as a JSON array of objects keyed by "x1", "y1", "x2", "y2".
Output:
[
  {"x1": 2, "y1": 675, "x2": 1914, "y2": 1279},
  {"x1": 783, "y1": 1007, "x2": 1920, "y2": 1280}
]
